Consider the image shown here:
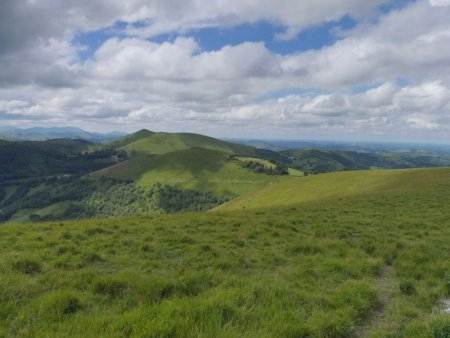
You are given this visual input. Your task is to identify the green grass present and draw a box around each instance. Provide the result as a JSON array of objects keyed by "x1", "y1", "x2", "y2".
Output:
[
  {"x1": 0, "y1": 167, "x2": 449, "y2": 337},
  {"x1": 215, "y1": 167, "x2": 450, "y2": 211},
  {"x1": 6, "y1": 201, "x2": 72, "y2": 224},
  {"x1": 118, "y1": 132, "x2": 247, "y2": 156},
  {"x1": 104, "y1": 129, "x2": 155, "y2": 150},
  {"x1": 96, "y1": 148, "x2": 283, "y2": 198}
]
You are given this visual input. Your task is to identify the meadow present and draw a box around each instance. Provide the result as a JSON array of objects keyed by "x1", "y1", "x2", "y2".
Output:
[{"x1": 0, "y1": 168, "x2": 449, "y2": 337}]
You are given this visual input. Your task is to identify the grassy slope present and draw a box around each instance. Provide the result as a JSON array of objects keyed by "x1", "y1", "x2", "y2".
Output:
[
  {"x1": 215, "y1": 167, "x2": 450, "y2": 211},
  {"x1": 0, "y1": 167, "x2": 449, "y2": 337},
  {"x1": 96, "y1": 147, "x2": 283, "y2": 197},
  {"x1": 117, "y1": 131, "x2": 255, "y2": 156},
  {"x1": 6, "y1": 201, "x2": 71, "y2": 224},
  {"x1": 106, "y1": 129, "x2": 155, "y2": 149}
]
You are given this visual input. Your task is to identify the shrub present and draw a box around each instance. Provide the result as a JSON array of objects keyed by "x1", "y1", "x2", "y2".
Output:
[
  {"x1": 11, "y1": 257, "x2": 42, "y2": 274},
  {"x1": 400, "y1": 281, "x2": 416, "y2": 295},
  {"x1": 432, "y1": 320, "x2": 450, "y2": 338}
]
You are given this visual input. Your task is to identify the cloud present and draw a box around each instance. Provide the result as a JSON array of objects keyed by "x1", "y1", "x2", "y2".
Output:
[
  {"x1": 0, "y1": 0, "x2": 449, "y2": 142},
  {"x1": 429, "y1": 0, "x2": 450, "y2": 6},
  {"x1": 123, "y1": 0, "x2": 387, "y2": 39}
]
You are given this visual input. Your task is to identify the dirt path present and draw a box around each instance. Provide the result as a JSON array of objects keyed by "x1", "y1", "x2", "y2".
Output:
[{"x1": 354, "y1": 265, "x2": 395, "y2": 337}]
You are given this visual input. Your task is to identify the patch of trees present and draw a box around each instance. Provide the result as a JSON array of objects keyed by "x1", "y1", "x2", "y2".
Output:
[
  {"x1": 0, "y1": 174, "x2": 226, "y2": 222},
  {"x1": 154, "y1": 184, "x2": 226, "y2": 213},
  {"x1": 65, "y1": 183, "x2": 156, "y2": 219},
  {"x1": 242, "y1": 160, "x2": 289, "y2": 176},
  {"x1": 0, "y1": 176, "x2": 123, "y2": 222},
  {"x1": 66, "y1": 183, "x2": 226, "y2": 219}
]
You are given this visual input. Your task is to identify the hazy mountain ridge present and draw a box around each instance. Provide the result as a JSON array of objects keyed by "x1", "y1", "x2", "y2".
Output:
[{"x1": 0, "y1": 126, "x2": 125, "y2": 143}]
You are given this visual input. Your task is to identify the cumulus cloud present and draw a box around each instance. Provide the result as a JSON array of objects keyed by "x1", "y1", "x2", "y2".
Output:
[{"x1": 0, "y1": 0, "x2": 449, "y2": 141}]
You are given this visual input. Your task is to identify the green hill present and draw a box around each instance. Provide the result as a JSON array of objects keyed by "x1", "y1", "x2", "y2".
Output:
[
  {"x1": 107, "y1": 129, "x2": 156, "y2": 149},
  {"x1": 283, "y1": 148, "x2": 450, "y2": 173},
  {"x1": 105, "y1": 129, "x2": 252, "y2": 156},
  {"x1": 95, "y1": 147, "x2": 285, "y2": 197},
  {"x1": 105, "y1": 129, "x2": 286, "y2": 162},
  {"x1": 119, "y1": 132, "x2": 237, "y2": 155},
  {"x1": 215, "y1": 167, "x2": 450, "y2": 211},
  {"x1": 0, "y1": 167, "x2": 449, "y2": 337},
  {"x1": 0, "y1": 139, "x2": 117, "y2": 182}
]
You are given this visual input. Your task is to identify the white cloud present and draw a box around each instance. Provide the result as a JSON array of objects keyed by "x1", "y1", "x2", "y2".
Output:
[
  {"x1": 430, "y1": 0, "x2": 450, "y2": 6},
  {"x1": 0, "y1": 0, "x2": 450, "y2": 142}
]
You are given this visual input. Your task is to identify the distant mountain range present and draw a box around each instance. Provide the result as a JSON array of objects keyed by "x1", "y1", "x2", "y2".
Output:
[{"x1": 0, "y1": 126, "x2": 125, "y2": 143}]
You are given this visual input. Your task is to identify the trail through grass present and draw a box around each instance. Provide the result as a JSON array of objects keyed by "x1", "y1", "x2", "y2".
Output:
[{"x1": 355, "y1": 265, "x2": 396, "y2": 337}]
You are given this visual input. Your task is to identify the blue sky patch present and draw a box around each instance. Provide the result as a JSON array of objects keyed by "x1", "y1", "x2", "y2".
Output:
[{"x1": 254, "y1": 88, "x2": 330, "y2": 103}]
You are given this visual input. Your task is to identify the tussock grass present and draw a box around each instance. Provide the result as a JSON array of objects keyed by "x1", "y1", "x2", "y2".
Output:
[{"x1": 0, "y1": 168, "x2": 449, "y2": 336}]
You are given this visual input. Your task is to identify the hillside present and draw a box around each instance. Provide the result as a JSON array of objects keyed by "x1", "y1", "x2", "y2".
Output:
[
  {"x1": 106, "y1": 129, "x2": 156, "y2": 149},
  {"x1": 106, "y1": 130, "x2": 287, "y2": 162},
  {"x1": 0, "y1": 132, "x2": 293, "y2": 223},
  {"x1": 95, "y1": 147, "x2": 286, "y2": 197},
  {"x1": 215, "y1": 167, "x2": 450, "y2": 211},
  {"x1": 0, "y1": 167, "x2": 449, "y2": 337},
  {"x1": 0, "y1": 139, "x2": 118, "y2": 182},
  {"x1": 283, "y1": 148, "x2": 450, "y2": 173}
]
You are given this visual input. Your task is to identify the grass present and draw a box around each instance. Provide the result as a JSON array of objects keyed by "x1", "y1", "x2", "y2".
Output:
[
  {"x1": 215, "y1": 167, "x2": 450, "y2": 211},
  {"x1": 7, "y1": 201, "x2": 71, "y2": 224},
  {"x1": 119, "y1": 132, "x2": 241, "y2": 155},
  {"x1": 0, "y1": 167, "x2": 449, "y2": 336},
  {"x1": 96, "y1": 147, "x2": 284, "y2": 198}
]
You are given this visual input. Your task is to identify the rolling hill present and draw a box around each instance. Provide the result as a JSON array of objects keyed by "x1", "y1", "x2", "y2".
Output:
[
  {"x1": 106, "y1": 129, "x2": 288, "y2": 163},
  {"x1": 282, "y1": 148, "x2": 450, "y2": 173},
  {"x1": 95, "y1": 147, "x2": 287, "y2": 197},
  {"x1": 106, "y1": 129, "x2": 250, "y2": 156},
  {"x1": 215, "y1": 167, "x2": 450, "y2": 211},
  {"x1": 3, "y1": 129, "x2": 450, "y2": 225},
  {"x1": 0, "y1": 131, "x2": 294, "y2": 223}
]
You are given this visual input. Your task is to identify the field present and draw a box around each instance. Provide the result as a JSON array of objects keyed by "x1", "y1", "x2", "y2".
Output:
[{"x1": 0, "y1": 168, "x2": 449, "y2": 337}]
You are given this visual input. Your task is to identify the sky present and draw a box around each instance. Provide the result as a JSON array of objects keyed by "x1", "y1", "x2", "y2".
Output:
[{"x1": 0, "y1": 0, "x2": 450, "y2": 142}]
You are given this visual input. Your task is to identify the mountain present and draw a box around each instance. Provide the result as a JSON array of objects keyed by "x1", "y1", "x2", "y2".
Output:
[
  {"x1": 107, "y1": 129, "x2": 264, "y2": 157},
  {"x1": 95, "y1": 147, "x2": 286, "y2": 198},
  {"x1": 0, "y1": 126, "x2": 125, "y2": 143},
  {"x1": 0, "y1": 130, "x2": 295, "y2": 223}
]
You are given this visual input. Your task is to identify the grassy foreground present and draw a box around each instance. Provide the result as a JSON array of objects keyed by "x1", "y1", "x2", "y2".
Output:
[{"x1": 0, "y1": 168, "x2": 449, "y2": 337}]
